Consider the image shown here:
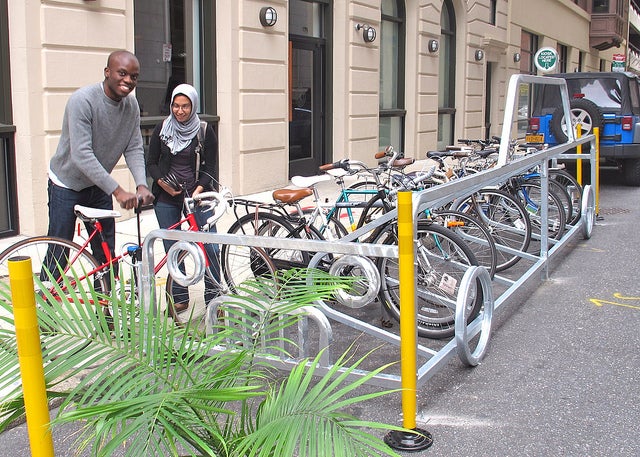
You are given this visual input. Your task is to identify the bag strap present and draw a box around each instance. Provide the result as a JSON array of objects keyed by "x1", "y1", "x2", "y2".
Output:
[{"x1": 195, "y1": 121, "x2": 207, "y2": 180}]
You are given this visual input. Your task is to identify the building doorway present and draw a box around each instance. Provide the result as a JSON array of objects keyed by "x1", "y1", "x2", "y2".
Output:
[{"x1": 288, "y1": 0, "x2": 329, "y2": 177}]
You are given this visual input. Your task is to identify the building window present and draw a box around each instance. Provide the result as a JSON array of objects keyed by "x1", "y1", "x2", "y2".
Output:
[
  {"x1": 557, "y1": 44, "x2": 568, "y2": 73},
  {"x1": 520, "y1": 30, "x2": 539, "y2": 75},
  {"x1": 593, "y1": 0, "x2": 609, "y2": 13},
  {"x1": 600, "y1": 59, "x2": 606, "y2": 71},
  {"x1": 578, "y1": 51, "x2": 584, "y2": 72},
  {"x1": 489, "y1": 0, "x2": 497, "y2": 26},
  {"x1": 0, "y1": 0, "x2": 11, "y2": 127},
  {"x1": 0, "y1": 0, "x2": 18, "y2": 237},
  {"x1": 379, "y1": 0, "x2": 406, "y2": 151},
  {"x1": 437, "y1": 0, "x2": 456, "y2": 150},
  {"x1": 134, "y1": 0, "x2": 216, "y2": 120},
  {"x1": 518, "y1": 31, "x2": 539, "y2": 136},
  {"x1": 134, "y1": 0, "x2": 217, "y2": 187}
]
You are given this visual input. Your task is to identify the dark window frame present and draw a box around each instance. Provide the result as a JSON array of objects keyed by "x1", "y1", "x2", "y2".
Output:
[
  {"x1": 520, "y1": 30, "x2": 539, "y2": 75},
  {"x1": 558, "y1": 43, "x2": 568, "y2": 73},
  {"x1": 489, "y1": 0, "x2": 497, "y2": 25},
  {"x1": 136, "y1": 0, "x2": 218, "y2": 128},
  {"x1": 379, "y1": 0, "x2": 406, "y2": 151},
  {"x1": 0, "y1": 0, "x2": 12, "y2": 126},
  {"x1": 0, "y1": 0, "x2": 18, "y2": 237}
]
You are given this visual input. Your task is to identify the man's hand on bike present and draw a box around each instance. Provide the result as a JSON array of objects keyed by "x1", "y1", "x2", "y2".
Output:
[
  {"x1": 136, "y1": 185, "x2": 154, "y2": 205},
  {"x1": 113, "y1": 185, "x2": 153, "y2": 209}
]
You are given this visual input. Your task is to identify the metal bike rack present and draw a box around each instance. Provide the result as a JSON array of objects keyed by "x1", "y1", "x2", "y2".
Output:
[{"x1": 138, "y1": 74, "x2": 597, "y2": 389}]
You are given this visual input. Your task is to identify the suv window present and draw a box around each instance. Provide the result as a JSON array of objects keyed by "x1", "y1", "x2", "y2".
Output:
[
  {"x1": 566, "y1": 78, "x2": 622, "y2": 111},
  {"x1": 528, "y1": 72, "x2": 640, "y2": 186}
]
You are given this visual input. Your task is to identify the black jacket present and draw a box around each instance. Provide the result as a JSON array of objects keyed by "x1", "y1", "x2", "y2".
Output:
[{"x1": 146, "y1": 121, "x2": 218, "y2": 201}]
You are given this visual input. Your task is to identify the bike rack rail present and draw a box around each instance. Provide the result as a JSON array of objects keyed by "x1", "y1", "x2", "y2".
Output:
[{"x1": 138, "y1": 74, "x2": 597, "y2": 388}]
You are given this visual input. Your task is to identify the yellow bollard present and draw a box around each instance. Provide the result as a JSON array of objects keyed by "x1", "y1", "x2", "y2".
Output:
[
  {"x1": 397, "y1": 191, "x2": 417, "y2": 429},
  {"x1": 594, "y1": 127, "x2": 600, "y2": 216},
  {"x1": 384, "y1": 191, "x2": 433, "y2": 451},
  {"x1": 8, "y1": 256, "x2": 55, "y2": 457},
  {"x1": 576, "y1": 122, "x2": 583, "y2": 186}
]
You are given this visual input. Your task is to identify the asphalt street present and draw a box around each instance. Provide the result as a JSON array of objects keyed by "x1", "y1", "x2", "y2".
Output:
[{"x1": 0, "y1": 167, "x2": 638, "y2": 456}]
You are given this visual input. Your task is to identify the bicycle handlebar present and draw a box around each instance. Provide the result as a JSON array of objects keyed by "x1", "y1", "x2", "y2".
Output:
[
  {"x1": 456, "y1": 137, "x2": 501, "y2": 149},
  {"x1": 186, "y1": 188, "x2": 233, "y2": 228},
  {"x1": 319, "y1": 159, "x2": 350, "y2": 171},
  {"x1": 388, "y1": 166, "x2": 437, "y2": 197}
]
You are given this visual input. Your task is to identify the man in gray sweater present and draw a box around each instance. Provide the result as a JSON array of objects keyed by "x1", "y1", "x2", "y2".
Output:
[{"x1": 46, "y1": 50, "x2": 154, "y2": 272}]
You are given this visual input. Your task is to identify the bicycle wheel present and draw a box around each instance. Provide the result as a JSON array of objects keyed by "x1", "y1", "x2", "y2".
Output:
[
  {"x1": 428, "y1": 209, "x2": 498, "y2": 279},
  {"x1": 550, "y1": 169, "x2": 582, "y2": 225},
  {"x1": 225, "y1": 211, "x2": 309, "y2": 270},
  {"x1": 453, "y1": 188, "x2": 532, "y2": 272},
  {"x1": 515, "y1": 182, "x2": 567, "y2": 240},
  {"x1": 299, "y1": 208, "x2": 348, "y2": 242},
  {"x1": 523, "y1": 177, "x2": 573, "y2": 229},
  {"x1": 356, "y1": 192, "x2": 395, "y2": 237},
  {"x1": 375, "y1": 221, "x2": 483, "y2": 340},
  {"x1": 0, "y1": 236, "x2": 110, "y2": 332},
  {"x1": 166, "y1": 244, "x2": 276, "y2": 325},
  {"x1": 0, "y1": 236, "x2": 110, "y2": 297},
  {"x1": 336, "y1": 180, "x2": 380, "y2": 231}
]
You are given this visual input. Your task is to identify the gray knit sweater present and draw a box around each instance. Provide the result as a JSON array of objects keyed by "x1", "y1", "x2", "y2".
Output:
[{"x1": 49, "y1": 82, "x2": 147, "y2": 194}]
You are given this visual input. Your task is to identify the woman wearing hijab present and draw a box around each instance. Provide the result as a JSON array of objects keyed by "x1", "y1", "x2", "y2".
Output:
[{"x1": 147, "y1": 83, "x2": 219, "y2": 315}]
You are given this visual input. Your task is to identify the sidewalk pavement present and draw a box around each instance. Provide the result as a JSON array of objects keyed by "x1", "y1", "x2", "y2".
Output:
[{"x1": 2, "y1": 168, "x2": 640, "y2": 456}]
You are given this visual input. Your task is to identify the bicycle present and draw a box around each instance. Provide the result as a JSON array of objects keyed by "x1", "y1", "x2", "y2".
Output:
[
  {"x1": 285, "y1": 155, "x2": 488, "y2": 339},
  {"x1": 288, "y1": 145, "x2": 415, "y2": 237},
  {"x1": 225, "y1": 194, "x2": 381, "y2": 311},
  {"x1": 0, "y1": 190, "x2": 276, "y2": 327},
  {"x1": 320, "y1": 150, "x2": 499, "y2": 278},
  {"x1": 453, "y1": 137, "x2": 582, "y2": 226}
]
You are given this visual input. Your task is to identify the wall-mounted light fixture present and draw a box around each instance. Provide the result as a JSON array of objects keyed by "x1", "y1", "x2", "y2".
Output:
[
  {"x1": 428, "y1": 39, "x2": 439, "y2": 53},
  {"x1": 259, "y1": 6, "x2": 277, "y2": 27},
  {"x1": 356, "y1": 24, "x2": 377, "y2": 43},
  {"x1": 513, "y1": 52, "x2": 521, "y2": 63},
  {"x1": 475, "y1": 49, "x2": 484, "y2": 61}
]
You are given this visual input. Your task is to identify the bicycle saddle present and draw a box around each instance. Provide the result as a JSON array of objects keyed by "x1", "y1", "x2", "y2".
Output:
[{"x1": 74, "y1": 205, "x2": 122, "y2": 221}]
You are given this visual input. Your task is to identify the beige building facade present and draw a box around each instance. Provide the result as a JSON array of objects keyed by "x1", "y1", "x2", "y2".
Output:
[{"x1": 0, "y1": 0, "x2": 628, "y2": 237}]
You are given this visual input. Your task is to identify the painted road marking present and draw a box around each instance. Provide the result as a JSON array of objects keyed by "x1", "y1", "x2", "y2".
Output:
[{"x1": 590, "y1": 293, "x2": 640, "y2": 311}]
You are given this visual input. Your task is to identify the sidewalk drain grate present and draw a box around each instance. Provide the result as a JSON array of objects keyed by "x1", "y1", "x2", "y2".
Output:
[{"x1": 598, "y1": 207, "x2": 630, "y2": 215}]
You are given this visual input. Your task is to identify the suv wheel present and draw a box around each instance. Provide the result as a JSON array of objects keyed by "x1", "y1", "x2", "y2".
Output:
[
  {"x1": 551, "y1": 98, "x2": 604, "y2": 143},
  {"x1": 622, "y1": 158, "x2": 640, "y2": 187}
]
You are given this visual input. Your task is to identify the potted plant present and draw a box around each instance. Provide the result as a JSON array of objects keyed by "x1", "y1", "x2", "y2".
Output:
[{"x1": 0, "y1": 267, "x2": 409, "y2": 456}]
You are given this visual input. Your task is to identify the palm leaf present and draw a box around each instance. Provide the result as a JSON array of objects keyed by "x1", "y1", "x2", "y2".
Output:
[
  {"x1": 232, "y1": 347, "x2": 408, "y2": 457},
  {"x1": 0, "y1": 264, "x2": 406, "y2": 457}
]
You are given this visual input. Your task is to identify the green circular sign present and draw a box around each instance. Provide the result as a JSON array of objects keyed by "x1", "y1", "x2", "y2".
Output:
[{"x1": 534, "y1": 47, "x2": 558, "y2": 73}]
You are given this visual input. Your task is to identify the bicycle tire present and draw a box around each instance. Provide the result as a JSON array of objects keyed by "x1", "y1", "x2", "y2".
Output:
[
  {"x1": 375, "y1": 221, "x2": 484, "y2": 340},
  {"x1": 166, "y1": 244, "x2": 276, "y2": 325},
  {"x1": 356, "y1": 192, "x2": 395, "y2": 237},
  {"x1": 550, "y1": 169, "x2": 582, "y2": 225},
  {"x1": 298, "y1": 208, "x2": 348, "y2": 241},
  {"x1": 452, "y1": 188, "x2": 532, "y2": 272},
  {"x1": 337, "y1": 180, "x2": 381, "y2": 231},
  {"x1": 0, "y1": 235, "x2": 110, "y2": 295},
  {"x1": 428, "y1": 209, "x2": 498, "y2": 279},
  {"x1": 224, "y1": 211, "x2": 309, "y2": 270},
  {"x1": 0, "y1": 236, "x2": 110, "y2": 332},
  {"x1": 522, "y1": 177, "x2": 574, "y2": 228},
  {"x1": 514, "y1": 182, "x2": 567, "y2": 240}
]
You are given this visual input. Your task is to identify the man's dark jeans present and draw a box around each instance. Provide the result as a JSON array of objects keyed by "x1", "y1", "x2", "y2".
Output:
[{"x1": 44, "y1": 180, "x2": 116, "y2": 285}]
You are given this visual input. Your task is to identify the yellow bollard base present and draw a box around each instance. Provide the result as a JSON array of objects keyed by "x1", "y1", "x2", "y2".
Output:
[{"x1": 384, "y1": 428, "x2": 433, "y2": 451}]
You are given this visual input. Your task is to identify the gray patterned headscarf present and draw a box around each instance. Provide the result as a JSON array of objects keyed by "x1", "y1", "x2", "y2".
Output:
[{"x1": 159, "y1": 83, "x2": 201, "y2": 154}]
